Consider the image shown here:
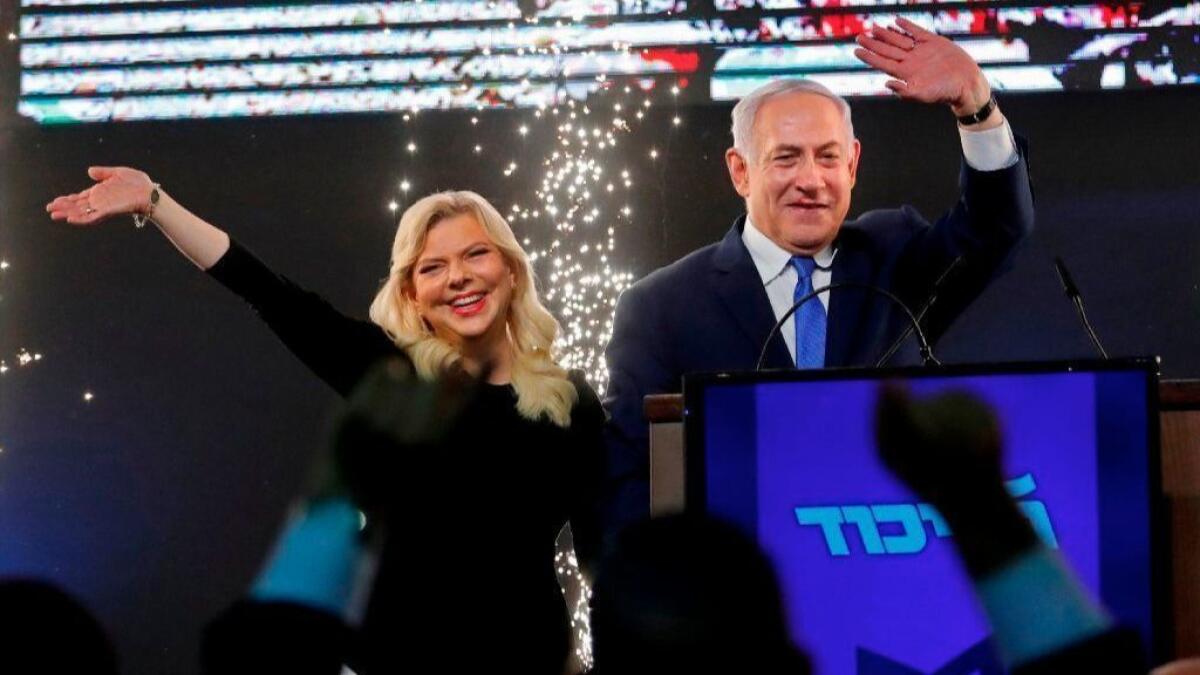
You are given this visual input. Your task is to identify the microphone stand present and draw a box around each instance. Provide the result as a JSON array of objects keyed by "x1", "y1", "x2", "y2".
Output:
[
  {"x1": 874, "y1": 256, "x2": 966, "y2": 367},
  {"x1": 755, "y1": 282, "x2": 938, "y2": 371},
  {"x1": 1054, "y1": 257, "x2": 1109, "y2": 359}
]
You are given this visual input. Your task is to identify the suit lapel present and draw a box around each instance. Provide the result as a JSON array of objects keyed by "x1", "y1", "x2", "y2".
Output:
[{"x1": 711, "y1": 218, "x2": 793, "y2": 370}]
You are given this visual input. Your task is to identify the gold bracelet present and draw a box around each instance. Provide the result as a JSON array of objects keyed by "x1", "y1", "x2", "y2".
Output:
[{"x1": 132, "y1": 183, "x2": 161, "y2": 229}]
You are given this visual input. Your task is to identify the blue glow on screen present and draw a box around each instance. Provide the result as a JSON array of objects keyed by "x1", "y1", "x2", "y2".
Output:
[{"x1": 700, "y1": 368, "x2": 1154, "y2": 674}]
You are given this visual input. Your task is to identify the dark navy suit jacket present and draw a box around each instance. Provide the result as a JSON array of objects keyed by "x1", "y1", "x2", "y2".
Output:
[{"x1": 601, "y1": 147, "x2": 1036, "y2": 533}]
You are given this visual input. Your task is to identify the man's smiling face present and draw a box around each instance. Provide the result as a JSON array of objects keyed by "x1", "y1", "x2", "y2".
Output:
[{"x1": 727, "y1": 91, "x2": 861, "y2": 255}]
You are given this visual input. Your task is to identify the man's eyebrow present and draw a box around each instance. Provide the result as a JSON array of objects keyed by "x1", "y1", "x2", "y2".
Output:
[
  {"x1": 768, "y1": 144, "x2": 804, "y2": 155},
  {"x1": 767, "y1": 141, "x2": 842, "y2": 155}
]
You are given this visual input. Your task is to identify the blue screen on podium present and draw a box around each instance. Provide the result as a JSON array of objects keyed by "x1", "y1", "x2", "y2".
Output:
[{"x1": 687, "y1": 364, "x2": 1158, "y2": 674}]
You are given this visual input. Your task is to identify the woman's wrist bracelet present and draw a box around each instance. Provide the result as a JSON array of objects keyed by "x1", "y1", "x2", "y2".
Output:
[{"x1": 132, "y1": 183, "x2": 161, "y2": 229}]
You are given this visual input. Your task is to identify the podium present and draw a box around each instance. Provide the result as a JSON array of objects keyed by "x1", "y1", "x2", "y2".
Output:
[{"x1": 646, "y1": 379, "x2": 1200, "y2": 658}]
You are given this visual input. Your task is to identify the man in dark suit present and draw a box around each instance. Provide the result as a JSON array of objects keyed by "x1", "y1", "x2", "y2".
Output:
[{"x1": 602, "y1": 19, "x2": 1037, "y2": 531}]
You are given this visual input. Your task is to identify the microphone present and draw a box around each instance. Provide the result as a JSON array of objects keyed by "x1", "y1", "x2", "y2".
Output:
[
  {"x1": 874, "y1": 256, "x2": 965, "y2": 367},
  {"x1": 1053, "y1": 256, "x2": 1109, "y2": 359},
  {"x1": 755, "y1": 282, "x2": 937, "y2": 371}
]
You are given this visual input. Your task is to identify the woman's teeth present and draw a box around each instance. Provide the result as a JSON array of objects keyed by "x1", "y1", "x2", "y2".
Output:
[{"x1": 451, "y1": 293, "x2": 484, "y2": 307}]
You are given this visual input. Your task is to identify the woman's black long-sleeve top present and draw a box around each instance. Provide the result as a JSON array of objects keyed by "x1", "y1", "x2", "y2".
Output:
[{"x1": 205, "y1": 240, "x2": 606, "y2": 673}]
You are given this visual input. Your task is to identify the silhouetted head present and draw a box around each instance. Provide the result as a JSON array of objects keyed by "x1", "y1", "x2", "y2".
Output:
[
  {"x1": 591, "y1": 514, "x2": 811, "y2": 674},
  {"x1": 0, "y1": 579, "x2": 119, "y2": 674}
]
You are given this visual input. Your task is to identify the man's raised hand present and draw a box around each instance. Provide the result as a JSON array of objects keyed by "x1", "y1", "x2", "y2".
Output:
[{"x1": 854, "y1": 18, "x2": 995, "y2": 120}]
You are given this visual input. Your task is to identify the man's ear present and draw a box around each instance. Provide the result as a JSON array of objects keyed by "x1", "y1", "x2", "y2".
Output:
[
  {"x1": 848, "y1": 138, "x2": 862, "y2": 188},
  {"x1": 725, "y1": 147, "x2": 752, "y2": 199}
]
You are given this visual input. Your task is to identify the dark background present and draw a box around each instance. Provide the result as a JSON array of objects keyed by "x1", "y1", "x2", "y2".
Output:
[{"x1": 1, "y1": 7, "x2": 1198, "y2": 674}]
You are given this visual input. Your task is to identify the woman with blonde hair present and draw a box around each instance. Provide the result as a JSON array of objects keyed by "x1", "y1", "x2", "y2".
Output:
[{"x1": 47, "y1": 167, "x2": 605, "y2": 673}]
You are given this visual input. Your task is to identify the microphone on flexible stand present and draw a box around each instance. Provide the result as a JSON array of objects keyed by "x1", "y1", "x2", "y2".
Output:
[
  {"x1": 874, "y1": 256, "x2": 966, "y2": 368},
  {"x1": 755, "y1": 282, "x2": 937, "y2": 371},
  {"x1": 1053, "y1": 256, "x2": 1109, "y2": 359}
]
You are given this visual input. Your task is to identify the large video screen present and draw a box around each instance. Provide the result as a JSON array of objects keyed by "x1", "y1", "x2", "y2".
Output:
[
  {"x1": 15, "y1": 0, "x2": 1200, "y2": 124},
  {"x1": 687, "y1": 363, "x2": 1160, "y2": 674}
]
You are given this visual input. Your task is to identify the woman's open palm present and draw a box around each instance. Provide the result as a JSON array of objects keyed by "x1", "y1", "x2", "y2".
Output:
[{"x1": 46, "y1": 166, "x2": 152, "y2": 226}]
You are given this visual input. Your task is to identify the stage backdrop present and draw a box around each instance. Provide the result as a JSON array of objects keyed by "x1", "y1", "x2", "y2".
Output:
[{"x1": 0, "y1": 1, "x2": 1198, "y2": 673}]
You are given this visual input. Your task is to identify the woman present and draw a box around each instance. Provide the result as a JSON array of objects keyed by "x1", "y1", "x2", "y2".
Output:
[{"x1": 47, "y1": 168, "x2": 605, "y2": 673}]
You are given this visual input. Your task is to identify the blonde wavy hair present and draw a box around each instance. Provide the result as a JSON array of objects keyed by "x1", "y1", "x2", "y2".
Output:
[{"x1": 368, "y1": 190, "x2": 578, "y2": 427}]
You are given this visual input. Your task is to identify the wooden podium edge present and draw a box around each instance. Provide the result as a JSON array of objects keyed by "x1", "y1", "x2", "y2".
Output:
[{"x1": 649, "y1": 380, "x2": 1200, "y2": 421}]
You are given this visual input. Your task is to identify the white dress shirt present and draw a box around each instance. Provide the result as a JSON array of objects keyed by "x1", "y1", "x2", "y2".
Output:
[{"x1": 742, "y1": 120, "x2": 1019, "y2": 364}]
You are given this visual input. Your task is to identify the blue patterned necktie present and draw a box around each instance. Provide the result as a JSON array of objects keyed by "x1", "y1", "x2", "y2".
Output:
[{"x1": 789, "y1": 256, "x2": 827, "y2": 369}]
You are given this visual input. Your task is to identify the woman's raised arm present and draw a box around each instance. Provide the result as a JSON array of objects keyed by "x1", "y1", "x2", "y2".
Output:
[{"x1": 46, "y1": 166, "x2": 230, "y2": 270}]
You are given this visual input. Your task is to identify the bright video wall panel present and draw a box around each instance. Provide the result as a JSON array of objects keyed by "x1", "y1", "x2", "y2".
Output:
[{"x1": 16, "y1": 0, "x2": 1200, "y2": 123}]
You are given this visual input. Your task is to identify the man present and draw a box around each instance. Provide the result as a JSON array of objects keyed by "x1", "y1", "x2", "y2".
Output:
[{"x1": 602, "y1": 19, "x2": 1036, "y2": 530}]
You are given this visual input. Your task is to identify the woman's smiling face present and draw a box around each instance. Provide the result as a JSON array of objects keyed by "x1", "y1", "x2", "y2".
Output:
[{"x1": 410, "y1": 212, "x2": 515, "y2": 348}]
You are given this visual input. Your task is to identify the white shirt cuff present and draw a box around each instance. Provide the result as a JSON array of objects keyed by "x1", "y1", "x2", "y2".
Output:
[{"x1": 959, "y1": 120, "x2": 1019, "y2": 171}]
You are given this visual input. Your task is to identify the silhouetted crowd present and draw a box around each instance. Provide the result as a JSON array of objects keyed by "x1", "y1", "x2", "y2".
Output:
[{"x1": 0, "y1": 363, "x2": 1169, "y2": 675}]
